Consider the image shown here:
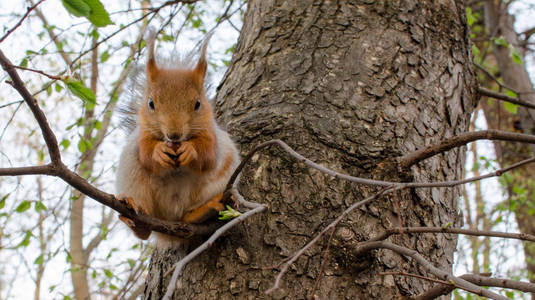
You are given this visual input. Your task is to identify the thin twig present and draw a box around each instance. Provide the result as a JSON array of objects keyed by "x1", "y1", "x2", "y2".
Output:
[
  {"x1": 0, "y1": 49, "x2": 61, "y2": 162},
  {"x1": 398, "y1": 130, "x2": 535, "y2": 168},
  {"x1": 0, "y1": 100, "x2": 23, "y2": 109},
  {"x1": 69, "y1": 0, "x2": 201, "y2": 69},
  {"x1": 264, "y1": 155, "x2": 535, "y2": 294},
  {"x1": 379, "y1": 271, "x2": 454, "y2": 287},
  {"x1": 163, "y1": 198, "x2": 266, "y2": 300},
  {"x1": 265, "y1": 187, "x2": 395, "y2": 294},
  {"x1": 474, "y1": 63, "x2": 518, "y2": 94},
  {"x1": 0, "y1": 0, "x2": 47, "y2": 44},
  {"x1": 308, "y1": 227, "x2": 335, "y2": 300},
  {"x1": 479, "y1": 86, "x2": 535, "y2": 110},
  {"x1": 354, "y1": 241, "x2": 507, "y2": 300},
  {"x1": 369, "y1": 226, "x2": 535, "y2": 243},
  {"x1": 415, "y1": 273, "x2": 535, "y2": 299},
  {"x1": 12, "y1": 65, "x2": 64, "y2": 80}
]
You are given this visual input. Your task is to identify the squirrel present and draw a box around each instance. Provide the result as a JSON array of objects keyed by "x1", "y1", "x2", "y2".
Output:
[{"x1": 115, "y1": 31, "x2": 240, "y2": 246}]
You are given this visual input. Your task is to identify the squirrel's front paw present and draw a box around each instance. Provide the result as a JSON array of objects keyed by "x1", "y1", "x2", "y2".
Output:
[
  {"x1": 176, "y1": 141, "x2": 198, "y2": 167},
  {"x1": 153, "y1": 141, "x2": 177, "y2": 168}
]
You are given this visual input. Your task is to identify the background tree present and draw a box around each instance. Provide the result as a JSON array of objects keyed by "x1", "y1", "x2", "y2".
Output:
[{"x1": 465, "y1": 1, "x2": 535, "y2": 297}]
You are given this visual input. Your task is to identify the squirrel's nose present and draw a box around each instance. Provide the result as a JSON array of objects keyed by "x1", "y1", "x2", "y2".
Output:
[{"x1": 166, "y1": 132, "x2": 181, "y2": 142}]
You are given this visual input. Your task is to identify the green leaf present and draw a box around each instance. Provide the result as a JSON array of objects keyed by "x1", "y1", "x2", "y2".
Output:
[
  {"x1": 60, "y1": 139, "x2": 71, "y2": 150},
  {"x1": 0, "y1": 194, "x2": 8, "y2": 210},
  {"x1": 505, "y1": 90, "x2": 517, "y2": 98},
  {"x1": 493, "y1": 36, "x2": 508, "y2": 47},
  {"x1": 100, "y1": 50, "x2": 110, "y2": 63},
  {"x1": 127, "y1": 259, "x2": 135, "y2": 268},
  {"x1": 16, "y1": 201, "x2": 32, "y2": 213},
  {"x1": 62, "y1": 0, "x2": 91, "y2": 17},
  {"x1": 504, "y1": 102, "x2": 518, "y2": 114},
  {"x1": 510, "y1": 47, "x2": 522, "y2": 65},
  {"x1": 38, "y1": 150, "x2": 45, "y2": 161},
  {"x1": 20, "y1": 58, "x2": 28, "y2": 67},
  {"x1": 104, "y1": 269, "x2": 113, "y2": 278},
  {"x1": 18, "y1": 230, "x2": 32, "y2": 248},
  {"x1": 78, "y1": 139, "x2": 87, "y2": 153},
  {"x1": 64, "y1": 79, "x2": 96, "y2": 106},
  {"x1": 85, "y1": 0, "x2": 114, "y2": 27},
  {"x1": 63, "y1": 296, "x2": 73, "y2": 300},
  {"x1": 218, "y1": 205, "x2": 241, "y2": 220},
  {"x1": 471, "y1": 44, "x2": 480, "y2": 58},
  {"x1": 34, "y1": 254, "x2": 44, "y2": 265},
  {"x1": 109, "y1": 283, "x2": 118, "y2": 290},
  {"x1": 466, "y1": 7, "x2": 476, "y2": 27},
  {"x1": 55, "y1": 83, "x2": 64, "y2": 92},
  {"x1": 62, "y1": 0, "x2": 113, "y2": 27},
  {"x1": 35, "y1": 201, "x2": 47, "y2": 212}
]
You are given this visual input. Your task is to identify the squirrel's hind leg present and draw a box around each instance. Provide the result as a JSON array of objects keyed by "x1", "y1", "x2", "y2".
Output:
[
  {"x1": 182, "y1": 193, "x2": 225, "y2": 224},
  {"x1": 117, "y1": 194, "x2": 151, "y2": 240}
]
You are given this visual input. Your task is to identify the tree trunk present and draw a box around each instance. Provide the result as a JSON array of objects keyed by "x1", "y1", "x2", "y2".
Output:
[
  {"x1": 144, "y1": 0, "x2": 476, "y2": 298},
  {"x1": 482, "y1": 1, "x2": 535, "y2": 296}
]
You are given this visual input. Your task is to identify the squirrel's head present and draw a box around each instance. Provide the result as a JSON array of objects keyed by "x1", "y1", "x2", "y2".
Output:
[{"x1": 139, "y1": 32, "x2": 212, "y2": 143}]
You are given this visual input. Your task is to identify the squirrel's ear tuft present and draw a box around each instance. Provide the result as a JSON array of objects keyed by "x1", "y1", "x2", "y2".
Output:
[
  {"x1": 193, "y1": 32, "x2": 212, "y2": 87},
  {"x1": 146, "y1": 28, "x2": 159, "y2": 81}
]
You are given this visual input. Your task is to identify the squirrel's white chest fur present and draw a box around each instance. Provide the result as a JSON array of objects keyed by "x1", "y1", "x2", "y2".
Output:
[{"x1": 115, "y1": 125, "x2": 240, "y2": 222}]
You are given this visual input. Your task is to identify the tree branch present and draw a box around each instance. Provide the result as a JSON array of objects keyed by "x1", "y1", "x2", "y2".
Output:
[
  {"x1": 478, "y1": 86, "x2": 535, "y2": 110},
  {"x1": 163, "y1": 192, "x2": 266, "y2": 300},
  {"x1": 0, "y1": 49, "x2": 62, "y2": 163},
  {"x1": 369, "y1": 226, "x2": 535, "y2": 243},
  {"x1": 0, "y1": 0, "x2": 46, "y2": 44},
  {"x1": 416, "y1": 273, "x2": 535, "y2": 300},
  {"x1": 0, "y1": 165, "x2": 54, "y2": 176},
  {"x1": 398, "y1": 130, "x2": 535, "y2": 169},
  {"x1": 353, "y1": 241, "x2": 508, "y2": 300}
]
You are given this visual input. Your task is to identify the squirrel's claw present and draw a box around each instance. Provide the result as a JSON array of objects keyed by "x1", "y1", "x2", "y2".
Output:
[
  {"x1": 117, "y1": 194, "x2": 151, "y2": 240},
  {"x1": 117, "y1": 193, "x2": 147, "y2": 215},
  {"x1": 176, "y1": 141, "x2": 198, "y2": 167}
]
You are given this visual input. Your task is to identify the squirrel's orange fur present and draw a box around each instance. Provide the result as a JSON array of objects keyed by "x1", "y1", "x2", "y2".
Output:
[{"x1": 115, "y1": 31, "x2": 240, "y2": 247}]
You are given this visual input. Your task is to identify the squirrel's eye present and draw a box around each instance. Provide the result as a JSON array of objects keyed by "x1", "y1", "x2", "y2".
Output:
[
  {"x1": 194, "y1": 98, "x2": 201, "y2": 111},
  {"x1": 148, "y1": 98, "x2": 155, "y2": 110}
]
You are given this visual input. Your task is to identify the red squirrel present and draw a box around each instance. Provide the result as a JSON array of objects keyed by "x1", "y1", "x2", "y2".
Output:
[{"x1": 115, "y1": 31, "x2": 240, "y2": 246}]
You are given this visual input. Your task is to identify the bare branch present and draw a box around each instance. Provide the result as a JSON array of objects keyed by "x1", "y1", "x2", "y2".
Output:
[
  {"x1": 354, "y1": 241, "x2": 508, "y2": 300},
  {"x1": 416, "y1": 273, "x2": 535, "y2": 299},
  {"x1": 0, "y1": 100, "x2": 23, "y2": 109},
  {"x1": 379, "y1": 271, "x2": 454, "y2": 287},
  {"x1": 398, "y1": 130, "x2": 535, "y2": 169},
  {"x1": 265, "y1": 187, "x2": 395, "y2": 294},
  {"x1": 0, "y1": 165, "x2": 54, "y2": 176},
  {"x1": 163, "y1": 196, "x2": 266, "y2": 300},
  {"x1": 69, "y1": 0, "x2": 202, "y2": 69},
  {"x1": 12, "y1": 65, "x2": 64, "y2": 80},
  {"x1": 474, "y1": 63, "x2": 518, "y2": 94},
  {"x1": 0, "y1": 49, "x2": 62, "y2": 163},
  {"x1": 0, "y1": 0, "x2": 46, "y2": 44},
  {"x1": 30, "y1": 0, "x2": 72, "y2": 66},
  {"x1": 479, "y1": 86, "x2": 535, "y2": 110},
  {"x1": 369, "y1": 226, "x2": 535, "y2": 243}
]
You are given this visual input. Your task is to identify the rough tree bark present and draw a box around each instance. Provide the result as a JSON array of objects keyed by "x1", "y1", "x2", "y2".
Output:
[
  {"x1": 482, "y1": 1, "x2": 535, "y2": 296},
  {"x1": 144, "y1": 0, "x2": 476, "y2": 299}
]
